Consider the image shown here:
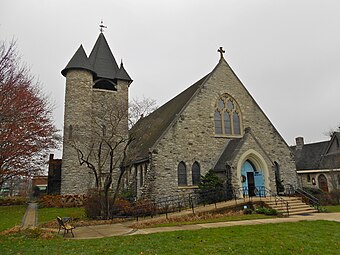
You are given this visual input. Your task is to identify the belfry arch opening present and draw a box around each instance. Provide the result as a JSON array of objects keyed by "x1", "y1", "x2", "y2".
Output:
[{"x1": 93, "y1": 79, "x2": 117, "y2": 91}]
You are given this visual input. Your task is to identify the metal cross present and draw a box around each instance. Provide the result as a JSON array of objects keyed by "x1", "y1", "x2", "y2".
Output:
[
  {"x1": 218, "y1": 47, "x2": 225, "y2": 58},
  {"x1": 99, "y1": 20, "x2": 107, "y2": 33}
]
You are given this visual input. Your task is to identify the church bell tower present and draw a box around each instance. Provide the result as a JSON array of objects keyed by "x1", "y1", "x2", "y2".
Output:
[{"x1": 60, "y1": 27, "x2": 132, "y2": 195}]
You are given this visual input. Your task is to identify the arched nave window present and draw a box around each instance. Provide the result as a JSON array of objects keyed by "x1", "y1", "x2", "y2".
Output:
[
  {"x1": 178, "y1": 161, "x2": 187, "y2": 186},
  {"x1": 214, "y1": 94, "x2": 242, "y2": 136},
  {"x1": 192, "y1": 161, "x2": 201, "y2": 186}
]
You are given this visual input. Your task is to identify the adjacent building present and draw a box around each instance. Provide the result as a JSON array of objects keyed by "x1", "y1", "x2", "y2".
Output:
[{"x1": 292, "y1": 133, "x2": 340, "y2": 192}]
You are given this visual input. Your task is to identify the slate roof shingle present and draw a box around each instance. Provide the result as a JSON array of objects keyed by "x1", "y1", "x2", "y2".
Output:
[{"x1": 89, "y1": 33, "x2": 119, "y2": 80}]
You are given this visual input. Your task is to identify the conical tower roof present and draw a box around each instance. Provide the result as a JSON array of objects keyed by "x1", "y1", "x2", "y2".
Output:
[
  {"x1": 61, "y1": 45, "x2": 95, "y2": 77},
  {"x1": 89, "y1": 33, "x2": 119, "y2": 80}
]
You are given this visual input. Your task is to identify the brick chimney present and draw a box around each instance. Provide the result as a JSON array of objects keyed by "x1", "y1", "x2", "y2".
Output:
[{"x1": 295, "y1": 137, "x2": 304, "y2": 150}]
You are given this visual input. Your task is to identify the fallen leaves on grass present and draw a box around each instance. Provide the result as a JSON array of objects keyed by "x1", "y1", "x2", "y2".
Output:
[{"x1": 131, "y1": 210, "x2": 244, "y2": 228}]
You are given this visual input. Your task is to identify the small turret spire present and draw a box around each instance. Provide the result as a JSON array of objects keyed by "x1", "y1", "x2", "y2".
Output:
[{"x1": 99, "y1": 20, "x2": 107, "y2": 33}]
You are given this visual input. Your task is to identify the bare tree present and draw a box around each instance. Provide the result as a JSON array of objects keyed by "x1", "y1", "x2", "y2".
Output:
[
  {"x1": 324, "y1": 124, "x2": 340, "y2": 138},
  {"x1": 72, "y1": 98, "x2": 134, "y2": 219},
  {"x1": 129, "y1": 96, "x2": 157, "y2": 128},
  {"x1": 0, "y1": 40, "x2": 59, "y2": 189}
]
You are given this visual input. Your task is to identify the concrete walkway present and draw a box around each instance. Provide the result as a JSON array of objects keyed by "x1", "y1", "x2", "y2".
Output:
[
  {"x1": 21, "y1": 203, "x2": 38, "y2": 229},
  {"x1": 71, "y1": 212, "x2": 340, "y2": 239}
]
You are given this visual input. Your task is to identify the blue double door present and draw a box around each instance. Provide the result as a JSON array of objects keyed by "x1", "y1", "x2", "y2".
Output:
[{"x1": 241, "y1": 160, "x2": 265, "y2": 196}]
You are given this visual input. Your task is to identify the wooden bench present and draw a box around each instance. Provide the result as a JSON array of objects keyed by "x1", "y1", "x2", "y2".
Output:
[{"x1": 57, "y1": 216, "x2": 75, "y2": 237}]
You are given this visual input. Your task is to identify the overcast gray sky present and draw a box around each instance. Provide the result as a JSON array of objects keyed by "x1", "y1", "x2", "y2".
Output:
[{"x1": 1, "y1": 0, "x2": 340, "y2": 157}]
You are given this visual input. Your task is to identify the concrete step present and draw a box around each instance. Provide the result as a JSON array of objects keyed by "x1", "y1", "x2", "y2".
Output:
[
  {"x1": 271, "y1": 204, "x2": 313, "y2": 210},
  {"x1": 276, "y1": 206, "x2": 316, "y2": 212},
  {"x1": 264, "y1": 197, "x2": 319, "y2": 216},
  {"x1": 284, "y1": 208, "x2": 319, "y2": 216}
]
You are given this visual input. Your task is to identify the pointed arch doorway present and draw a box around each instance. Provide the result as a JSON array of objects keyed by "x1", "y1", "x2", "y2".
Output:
[
  {"x1": 318, "y1": 174, "x2": 328, "y2": 192},
  {"x1": 241, "y1": 160, "x2": 265, "y2": 196},
  {"x1": 237, "y1": 149, "x2": 269, "y2": 198}
]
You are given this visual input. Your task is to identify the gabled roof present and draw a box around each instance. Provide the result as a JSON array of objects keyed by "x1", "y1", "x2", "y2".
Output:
[
  {"x1": 61, "y1": 45, "x2": 95, "y2": 77},
  {"x1": 89, "y1": 33, "x2": 120, "y2": 80},
  {"x1": 214, "y1": 139, "x2": 242, "y2": 172},
  {"x1": 291, "y1": 132, "x2": 340, "y2": 170},
  {"x1": 291, "y1": 141, "x2": 329, "y2": 170},
  {"x1": 129, "y1": 74, "x2": 209, "y2": 161}
]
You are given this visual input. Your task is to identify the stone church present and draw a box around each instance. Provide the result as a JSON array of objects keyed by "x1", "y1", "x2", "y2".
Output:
[{"x1": 60, "y1": 32, "x2": 298, "y2": 200}]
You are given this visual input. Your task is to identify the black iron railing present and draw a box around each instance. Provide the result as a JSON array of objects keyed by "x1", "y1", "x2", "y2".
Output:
[
  {"x1": 284, "y1": 184, "x2": 320, "y2": 212},
  {"x1": 112, "y1": 185, "x2": 292, "y2": 220}
]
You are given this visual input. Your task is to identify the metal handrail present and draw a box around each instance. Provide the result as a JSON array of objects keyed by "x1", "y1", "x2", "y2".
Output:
[
  {"x1": 263, "y1": 186, "x2": 290, "y2": 217},
  {"x1": 285, "y1": 184, "x2": 320, "y2": 211},
  {"x1": 235, "y1": 186, "x2": 290, "y2": 216}
]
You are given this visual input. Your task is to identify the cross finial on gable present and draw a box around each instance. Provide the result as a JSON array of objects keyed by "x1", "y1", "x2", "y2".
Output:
[
  {"x1": 217, "y1": 47, "x2": 225, "y2": 59},
  {"x1": 99, "y1": 20, "x2": 107, "y2": 33}
]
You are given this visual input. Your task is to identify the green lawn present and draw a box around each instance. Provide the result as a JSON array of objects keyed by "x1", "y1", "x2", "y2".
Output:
[
  {"x1": 323, "y1": 205, "x2": 340, "y2": 213},
  {"x1": 38, "y1": 207, "x2": 85, "y2": 224},
  {"x1": 0, "y1": 205, "x2": 26, "y2": 231},
  {"x1": 0, "y1": 220, "x2": 339, "y2": 254}
]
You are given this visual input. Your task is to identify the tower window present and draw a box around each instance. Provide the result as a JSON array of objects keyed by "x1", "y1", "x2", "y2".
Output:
[{"x1": 214, "y1": 94, "x2": 242, "y2": 136}]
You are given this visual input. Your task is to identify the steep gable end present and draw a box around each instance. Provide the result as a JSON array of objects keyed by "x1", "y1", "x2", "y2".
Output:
[{"x1": 325, "y1": 132, "x2": 340, "y2": 155}]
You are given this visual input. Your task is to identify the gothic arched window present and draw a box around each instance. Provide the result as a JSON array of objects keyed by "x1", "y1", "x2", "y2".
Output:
[
  {"x1": 214, "y1": 94, "x2": 242, "y2": 136},
  {"x1": 178, "y1": 161, "x2": 187, "y2": 186},
  {"x1": 192, "y1": 161, "x2": 201, "y2": 186}
]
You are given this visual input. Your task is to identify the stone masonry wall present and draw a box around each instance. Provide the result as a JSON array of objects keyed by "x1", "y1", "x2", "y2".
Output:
[{"x1": 61, "y1": 70, "x2": 93, "y2": 194}]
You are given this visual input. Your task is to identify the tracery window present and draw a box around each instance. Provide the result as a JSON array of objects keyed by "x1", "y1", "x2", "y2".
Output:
[
  {"x1": 214, "y1": 94, "x2": 241, "y2": 136},
  {"x1": 192, "y1": 161, "x2": 201, "y2": 186},
  {"x1": 178, "y1": 161, "x2": 187, "y2": 186}
]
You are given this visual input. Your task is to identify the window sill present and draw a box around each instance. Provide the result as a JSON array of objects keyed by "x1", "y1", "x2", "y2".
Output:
[
  {"x1": 178, "y1": 186, "x2": 199, "y2": 189},
  {"x1": 212, "y1": 134, "x2": 243, "y2": 138}
]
